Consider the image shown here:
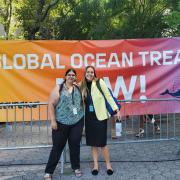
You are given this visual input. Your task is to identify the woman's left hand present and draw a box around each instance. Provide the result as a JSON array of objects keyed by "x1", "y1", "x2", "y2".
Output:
[{"x1": 115, "y1": 111, "x2": 121, "y2": 120}]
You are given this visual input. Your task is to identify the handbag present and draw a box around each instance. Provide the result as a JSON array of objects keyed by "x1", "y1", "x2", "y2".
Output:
[{"x1": 96, "y1": 79, "x2": 121, "y2": 116}]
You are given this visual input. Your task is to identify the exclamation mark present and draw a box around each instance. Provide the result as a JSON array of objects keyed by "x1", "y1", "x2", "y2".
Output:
[{"x1": 140, "y1": 75, "x2": 147, "y2": 102}]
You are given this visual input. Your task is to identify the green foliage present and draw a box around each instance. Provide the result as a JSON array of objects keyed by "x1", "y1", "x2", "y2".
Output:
[
  {"x1": 14, "y1": 0, "x2": 60, "y2": 39},
  {"x1": 163, "y1": 1, "x2": 180, "y2": 37},
  {"x1": 0, "y1": 0, "x2": 179, "y2": 39},
  {"x1": 103, "y1": 0, "x2": 168, "y2": 38},
  {"x1": 48, "y1": 0, "x2": 105, "y2": 40},
  {"x1": 0, "y1": 0, "x2": 13, "y2": 39}
]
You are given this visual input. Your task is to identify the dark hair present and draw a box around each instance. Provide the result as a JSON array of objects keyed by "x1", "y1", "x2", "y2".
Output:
[
  {"x1": 85, "y1": 65, "x2": 97, "y2": 78},
  {"x1": 59, "y1": 68, "x2": 77, "y2": 93},
  {"x1": 65, "y1": 68, "x2": 77, "y2": 76}
]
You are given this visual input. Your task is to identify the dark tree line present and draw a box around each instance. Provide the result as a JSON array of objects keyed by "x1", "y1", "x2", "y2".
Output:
[{"x1": 0, "y1": 0, "x2": 179, "y2": 40}]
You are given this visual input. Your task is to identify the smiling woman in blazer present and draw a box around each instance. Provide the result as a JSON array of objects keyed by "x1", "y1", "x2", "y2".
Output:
[{"x1": 80, "y1": 65, "x2": 121, "y2": 176}]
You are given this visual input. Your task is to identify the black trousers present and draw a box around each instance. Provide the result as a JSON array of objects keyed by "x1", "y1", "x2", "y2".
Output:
[{"x1": 45, "y1": 117, "x2": 84, "y2": 174}]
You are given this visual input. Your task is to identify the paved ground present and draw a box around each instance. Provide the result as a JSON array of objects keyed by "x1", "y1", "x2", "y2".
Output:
[
  {"x1": 0, "y1": 114, "x2": 180, "y2": 179},
  {"x1": 0, "y1": 140, "x2": 180, "y2": 180}
]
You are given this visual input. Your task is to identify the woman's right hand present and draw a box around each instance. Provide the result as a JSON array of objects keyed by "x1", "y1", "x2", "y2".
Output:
[{"x1": 51, "y1": 120, "x2": 58, "y2": 130}]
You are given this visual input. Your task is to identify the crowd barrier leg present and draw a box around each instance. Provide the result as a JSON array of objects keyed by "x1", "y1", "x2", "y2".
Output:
[{"x1": 60, "y1": 150, "x2": 64, "y2": 174}]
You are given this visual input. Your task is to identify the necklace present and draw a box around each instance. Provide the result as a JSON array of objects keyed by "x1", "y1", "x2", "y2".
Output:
[
  {"x1": 64, "y1": 83, "x2": 72, "y2": 89},
  {"x1": 64, "y1": 83, "x2": 74, "y2": 93}
]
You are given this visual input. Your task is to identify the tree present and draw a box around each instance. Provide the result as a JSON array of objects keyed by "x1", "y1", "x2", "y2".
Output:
[
  {"x1": 0, "y1": 0, "x2": 13, "y2": 39},
  {"x1": 50, "y1": 0, "x2": 105, "y2": 40},
  {"x1": 64, "y1": 0, "x2": 178, "y2": 40},
  {"x1": 0, "y1": 0, "x2": 179, "y2": 40},
  {"x1": 101, "y1": 0, "x2": 169, "y2": 39},
  {"x1": 15, "y1": 0, "x2": 60, "y2": 40},
  {"x1": 163, "y1": 0, "x2": 180, "y2": 37}
]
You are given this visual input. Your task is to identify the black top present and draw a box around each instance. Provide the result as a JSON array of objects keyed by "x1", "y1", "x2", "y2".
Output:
[
  {"x1": 84, "y1": 80, "x2": 107, "y2": 147},
  {"x1": 84, "y1": 81, "x2": 92, "y2": 106}
]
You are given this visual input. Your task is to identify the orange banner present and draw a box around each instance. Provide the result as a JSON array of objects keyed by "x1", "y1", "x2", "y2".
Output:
[{"x1": 0, "y1": 38, "x2": 180, "y2": 120}]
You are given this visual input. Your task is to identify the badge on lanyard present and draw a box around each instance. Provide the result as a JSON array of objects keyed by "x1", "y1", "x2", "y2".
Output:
[
  {"x1": 88, "y1": 94, "x2": 94, "y2": 112},
  {"x1": 89, "y1": 104, "x2": 94, "y2": 112},
  {"x1": 73, "y1": 107, "x2": 77, "y2": 115}
]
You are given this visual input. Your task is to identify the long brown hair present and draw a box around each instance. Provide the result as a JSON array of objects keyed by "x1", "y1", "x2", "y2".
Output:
[{"x1": 80, "y1": 66, "x2": 98, "y2": 102}]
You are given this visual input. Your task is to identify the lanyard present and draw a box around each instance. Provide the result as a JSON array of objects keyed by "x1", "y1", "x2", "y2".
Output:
[
  {"x1": 71, "y1": 87, "x2": 75, "y2": 105},
  {"x1": 87, "y1": 87, "x2": 93, "y2": 105},
  {"x1": 64, "y1": 84, "x2": 75, "y2": 105}
]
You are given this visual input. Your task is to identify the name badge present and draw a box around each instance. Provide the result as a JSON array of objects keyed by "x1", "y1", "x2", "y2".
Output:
[
  {"x1": 89, "y1": 105, "x2": 94, "y2": 112},
  {"x1": 73, "y1": 107, "x2": 77, "y2": 115}
]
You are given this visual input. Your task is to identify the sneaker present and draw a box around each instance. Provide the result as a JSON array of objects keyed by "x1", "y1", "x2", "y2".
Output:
[
  {"x1": 74, "y1": 169, "x2": 83, "y2": 177},
  {"x1": 151, "y1": 118, "x2": 155, "y2": 124},
  {"x1": 44, "y1": 173, "x2": 52, "y2": 180},
  {"x1": 136, "y1": 128, "x2": 144, "y2": 137},
  {"x1": 155, "y1": 125, "x2": 160, "y2": 134}
]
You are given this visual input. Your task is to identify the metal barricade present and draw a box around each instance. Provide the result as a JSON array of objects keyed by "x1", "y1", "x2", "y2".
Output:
[
  {"x1": 0, "y1": 102, "x2": 65, "y2": 174},
  {"x1": 1, "y1": 99, "x2": 179, "y2": 149},
  {"x1": 110, "y1": 98, "x2": 180, "y2": 143},
  {"x1": 0, "y1": 102, "x2": 51, "y2": 148},
  {"x1": 0, "y1": 99, "x2": 179, "y2": 173}
]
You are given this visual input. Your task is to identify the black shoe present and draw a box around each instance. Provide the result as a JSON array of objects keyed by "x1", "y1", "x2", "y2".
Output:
[
  {"x1": 107, "y1": 169, "x2": 113, "y2": 175},
  {"x1": 135, "y1": 128, "x2": 144, "y2": 138},
  {"x1": 91, "y1": 169, "x2": 98, "y2": 175}
]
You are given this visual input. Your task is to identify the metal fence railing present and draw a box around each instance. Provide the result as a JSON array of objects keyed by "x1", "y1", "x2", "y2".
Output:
[
  {"x1": 0, "y1": 99, "x2": 179, "y2": 173},
  {"x1": 0, "y1": 99, "x2": 180, "y2": 149},
  {"x1": 0, "y1": 102, "x2": 66, "y2": 173},
  {"x1": 108, "y1": 98, "x2": 180, "y2": 143},
  {"x1": 0, "y1": 102, "x2": 51, "y2": 149}
]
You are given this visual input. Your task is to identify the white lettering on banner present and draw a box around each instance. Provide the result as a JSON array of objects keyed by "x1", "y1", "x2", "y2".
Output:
[
  {"x1": 0, "y1": 50, "x2": 179, "y2": 70},
  {"x1": 122, "y1": 52, "x2": 133, "y2": 67},
  {"x1": 108, "y1": 53, "x2": 120, "y2": 67},
  {"x1": 139, "y1": 51, "x2": 149, "y2": 66},
  {"x1": 103, "y1": 76, "x2": 137, "y2": 100},
  {"x1": 55, "y1": 54, "x2": 65, "y2": 69},
  {"x1": 174, "y1": 50, "x2": 180, "y2": 64},
  {"x1": 0, "y1": 53, "x2": 65, "y2": 70},
  {"x1": 84, "y1": 53, "x2": 95, "y2": 67},
  {"x1": 71, "y1": 52, "x2": 133, "y2": 68},
  {"x1": 139, "y1": 75, "x2": 147, "y2": 101},
  {"x1": 139, "y1": 50, "x2": 180, "y2": 66},
  {"x1": 71, "y1": 53, "x2": 83, "y2": 68},
  {"x1": 96, "y1": 53, "x2": 106, "y2": 68},
  {"x1": 150, "y1": 51, "x2": 161, "y2": 65},
  {"x1": 27, "y1": 54, "x2": 39, "y2": 69},
  {"x1": 14, "y1": 54, "x2": 26, "y2": 69},
  {"x1": 163, "y1": 51, "x2": 173, "y2": 65},
  {"x1": 40, "y1": 54, "x2": 54, "y2": 69},
  {"x1": 0, "y1": 54, "x2": 12, "y2": 69},
  {"x1": 54, "y1": 75, "x2": 144, "y2": 101}
]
